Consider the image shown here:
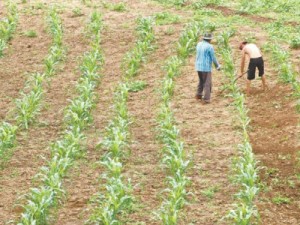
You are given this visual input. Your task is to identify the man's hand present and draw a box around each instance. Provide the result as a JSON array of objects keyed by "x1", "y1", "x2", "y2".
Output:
[{"x1": 217, "y1": 65, "x2": 221, "y2": 71}]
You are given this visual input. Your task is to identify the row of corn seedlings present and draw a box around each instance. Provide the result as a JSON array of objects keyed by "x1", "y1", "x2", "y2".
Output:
[
  {"x1": 263, "y1": 43, "x2": 300, "y2": 111},
  {"x1": 88, "y1": 16, "x2": 155, "y2": 225},
  {"x1": 264, "y1": 21, "x2": 300, "y2": 49},
  {"x1": 0, "y1": 8, "x2": 64, "y2": 164},
  {"x1": 217, "y1": 31, "x2": 260, "y2": 225},
  {"x1": 0, "y1": 0, "x2": 18, "y2": 57},
  {"x1": 15, "y1": 8, "x2": 65, "y2": 129},
  {"x1": 17, "y1": 11, "x2": 103, "y2": 225},
  {"x1": 155, "y1": 22, "x2": 201, "y2": 225}
]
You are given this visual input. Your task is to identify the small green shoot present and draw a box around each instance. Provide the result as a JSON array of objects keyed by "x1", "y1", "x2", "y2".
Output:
[
  {"x1": 154, "y1": 12, "x2": 180, "y2": 25},
  {"x1": 103, "y1": 2, "x2": 126, "y2": 12},
  {"x1": 72, "y1": 7, "x2": 84, "y2": 17},
  {"x1": 272, "y1": 196, "x2": 291, "y2": 205},
  {"x1": 164, "y1": 27, "x2": 175, "y2": 36},
  {"x1": 201, "y1": 186, "x2": 219, "y2": 199},
  {"x1": 127, "y1": 80, "x2": 147, "y2": 92},
  {"x1": 23, "y1": 30, "x2": 37, "y2": 38}
]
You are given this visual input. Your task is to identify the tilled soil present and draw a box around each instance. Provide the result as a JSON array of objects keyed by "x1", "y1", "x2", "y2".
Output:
[
  {"x1": 0, "y1": 2, "x2": 90, "y2": 223},
  {"x1": 0, "y1": 9, "x2": 51, "y2": 120},
  {"x1": 0, "y1": 1, "x2": 299, "y2": 225}
]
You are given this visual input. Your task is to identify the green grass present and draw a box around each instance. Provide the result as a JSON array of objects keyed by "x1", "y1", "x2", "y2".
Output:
[
  {"x1": 127, "y1": 80, "x2": 148, "y2": 92},
  {"x1": 272, "y1": 196, "x2": 291, "y2": 205},
  {"x1": 23, "y1": 30, "x2": 37, "y2": 38},
  {"x1": 154, "y1": 12, "x2": 180, "y2": 25},
  {"x1": 200, "y1": 186, "x2": 219, "y2": 199},
  {"x1": 164, "y1": 27, "x2": 175, "y2": 36},
  {"x1": 103, "y1": 2, "x2": 127, "y2": 12},
  {"x1": 290, "y1": 37, "x2": 300, "y2": 49},
  {"x1": 72, "y1": 7, "x2": 84, "y2": 17}
]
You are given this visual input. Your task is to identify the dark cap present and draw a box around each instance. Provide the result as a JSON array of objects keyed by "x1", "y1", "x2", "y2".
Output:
[{"x1": 203, "y1": 33, "x2": 213, "y2": 40}]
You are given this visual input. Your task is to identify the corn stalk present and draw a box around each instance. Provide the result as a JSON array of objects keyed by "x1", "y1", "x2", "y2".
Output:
[
  {"x1": 0, "y1": 1, "x2": 18, "y2": 57},
  {"x1": 217, "y1": 31, "x2": 260, "y2": 225},
  {"x1": 263, "y1": 43, "x2": 300, "y2": 111},
  {"x1": 15, "y1": 8, "x2": 64, "y2": 129},
  {"x1": 0, "y1": 8, "x2": 65, "y2": 166}
]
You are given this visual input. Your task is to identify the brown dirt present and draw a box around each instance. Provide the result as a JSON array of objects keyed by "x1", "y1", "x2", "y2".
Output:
[
  {"x1": 0, "y1": 2, "x2": 90, "y2": 224},
  {"x1": 0, "y1": 10, "x2": 51, "y2": 120},
  {"x1": 123, "y1": 13, "x2": 186, "y2": 225},
  {"x1": 172, "y1": 58, "x2": 241, "y2": 224}
]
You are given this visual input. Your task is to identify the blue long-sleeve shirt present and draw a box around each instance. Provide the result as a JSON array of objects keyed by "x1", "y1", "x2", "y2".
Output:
[{"x1": 195, "y1": 40, "x2": 219, "y2": 72}]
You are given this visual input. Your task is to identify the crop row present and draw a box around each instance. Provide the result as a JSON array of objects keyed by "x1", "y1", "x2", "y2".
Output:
[
  {"x1": 0, "y1": 8, "x2": 64, "y2": 165},
  {"x1": 263, "y1": 43, "x2": 300, "y2": 111},
  {"x1": 264, "y1": 21, "x2": 300, "y2": 49},
  {"x1": 17, "y1": 11, "x2": 103, "y2": 225},
  {"x1": 217, "y1": 31, "x2": 260, "y2": 225},
  {"x1": 156, "y1": 22, "x2": 200, "y2": 224},
  {"x1": 88, "y1": 16, "x2": 155, "y2": 225},
  {"x1": 16, "y1": 8, "x2": 65, "y2": 129},
  {"x1": 0, "y1": 1, "x2": 18, "y2": 57}
]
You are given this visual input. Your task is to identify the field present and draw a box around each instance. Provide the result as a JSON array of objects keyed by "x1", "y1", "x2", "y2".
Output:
[{"x1": 0, "y1": 0, "x2": 299, "y2": 224}]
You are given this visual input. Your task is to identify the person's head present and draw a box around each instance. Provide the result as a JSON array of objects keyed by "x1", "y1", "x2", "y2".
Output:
[
  {"x1": 203, "y1": 33, "x2": 213, "y2": 42},
  {"x1": 239, "y1": 41, "x2": 248, "y2": 50}
]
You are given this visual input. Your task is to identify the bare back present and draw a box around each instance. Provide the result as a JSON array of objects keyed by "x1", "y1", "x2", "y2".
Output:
[{"x1": 243, "y1": 43, "x2": 262, "y2": 58}]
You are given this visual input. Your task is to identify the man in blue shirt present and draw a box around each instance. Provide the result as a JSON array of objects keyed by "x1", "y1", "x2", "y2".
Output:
[{"x1": 195, "y1": 33, "x2": 221, "y2": 103}]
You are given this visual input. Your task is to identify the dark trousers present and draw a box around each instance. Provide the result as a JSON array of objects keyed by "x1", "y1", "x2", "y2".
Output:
[{"x1": 197, "y1": 71, "x2": 212, "y2": 102}]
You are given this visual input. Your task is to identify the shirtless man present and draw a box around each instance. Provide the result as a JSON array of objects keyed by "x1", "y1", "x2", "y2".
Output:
[{"x1": 239, "y1": 41, "x2": 268, "y2": 95}]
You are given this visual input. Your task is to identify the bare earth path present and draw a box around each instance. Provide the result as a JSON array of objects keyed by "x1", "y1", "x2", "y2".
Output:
[
  {"x1": 171, "y1": 57, "x2": 240, "y2": 224},
  {"x1": 123, "y1": 10, "x2": 185, "y2": 225}
]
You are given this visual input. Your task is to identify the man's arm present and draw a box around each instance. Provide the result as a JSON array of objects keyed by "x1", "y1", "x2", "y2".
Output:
[
  {"x1": 240, "y1": 50, "x2": 246, "y2": 74},
  {"x1": 210, "y1": 46, "x2": 220, "y2": 69}
]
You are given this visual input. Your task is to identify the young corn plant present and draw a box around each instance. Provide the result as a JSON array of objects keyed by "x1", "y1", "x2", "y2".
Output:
[
  {"x1": 44, "y1": 8, "x2": 65, "y2": 77},
  {"x1": 217, "y1": 31, "x2": 260, "y2": 225},
  {"x1": 123, "y1": 17, "x2": 155, "y2": 78},
  {"x1": 86, "y1": 11, "x2": 103, "y2": 44},
  {"x1": 15, "y1": 83, "x2": 44, "y2": 129},
  {"x1": 155, "y1": 21, "x2": 200, "y2": 224},
  {"x1": 177, "y1": 22, "x2": 202, "y2": 59},
  {"x1": 18, "y1": 12, "x2": 104, "y2": 224},
  {"x1": 0, "y1": 122, "x2": 17, "y2": 159},
  {"x1": 263, "y1": 42, "x2": 300, "y2": 111},
  {"x1": 47, "y1": 8, "x2": 63, "y2": 46},
  {"x1": 88, "y1": 72, "x2": 132, "y2": 225},
  {"x1": 89, "y1": 16, "x2": 155, "y2": 225},
  {"x1": 0, "y1": 7, "x2": 66, "y2": 165},
  {"x1": 15, "y1": 8, "x2": 65, "y2": 129},
  {"x1": 0, "y1": 1, "x2": 18, "y2": 57}
]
